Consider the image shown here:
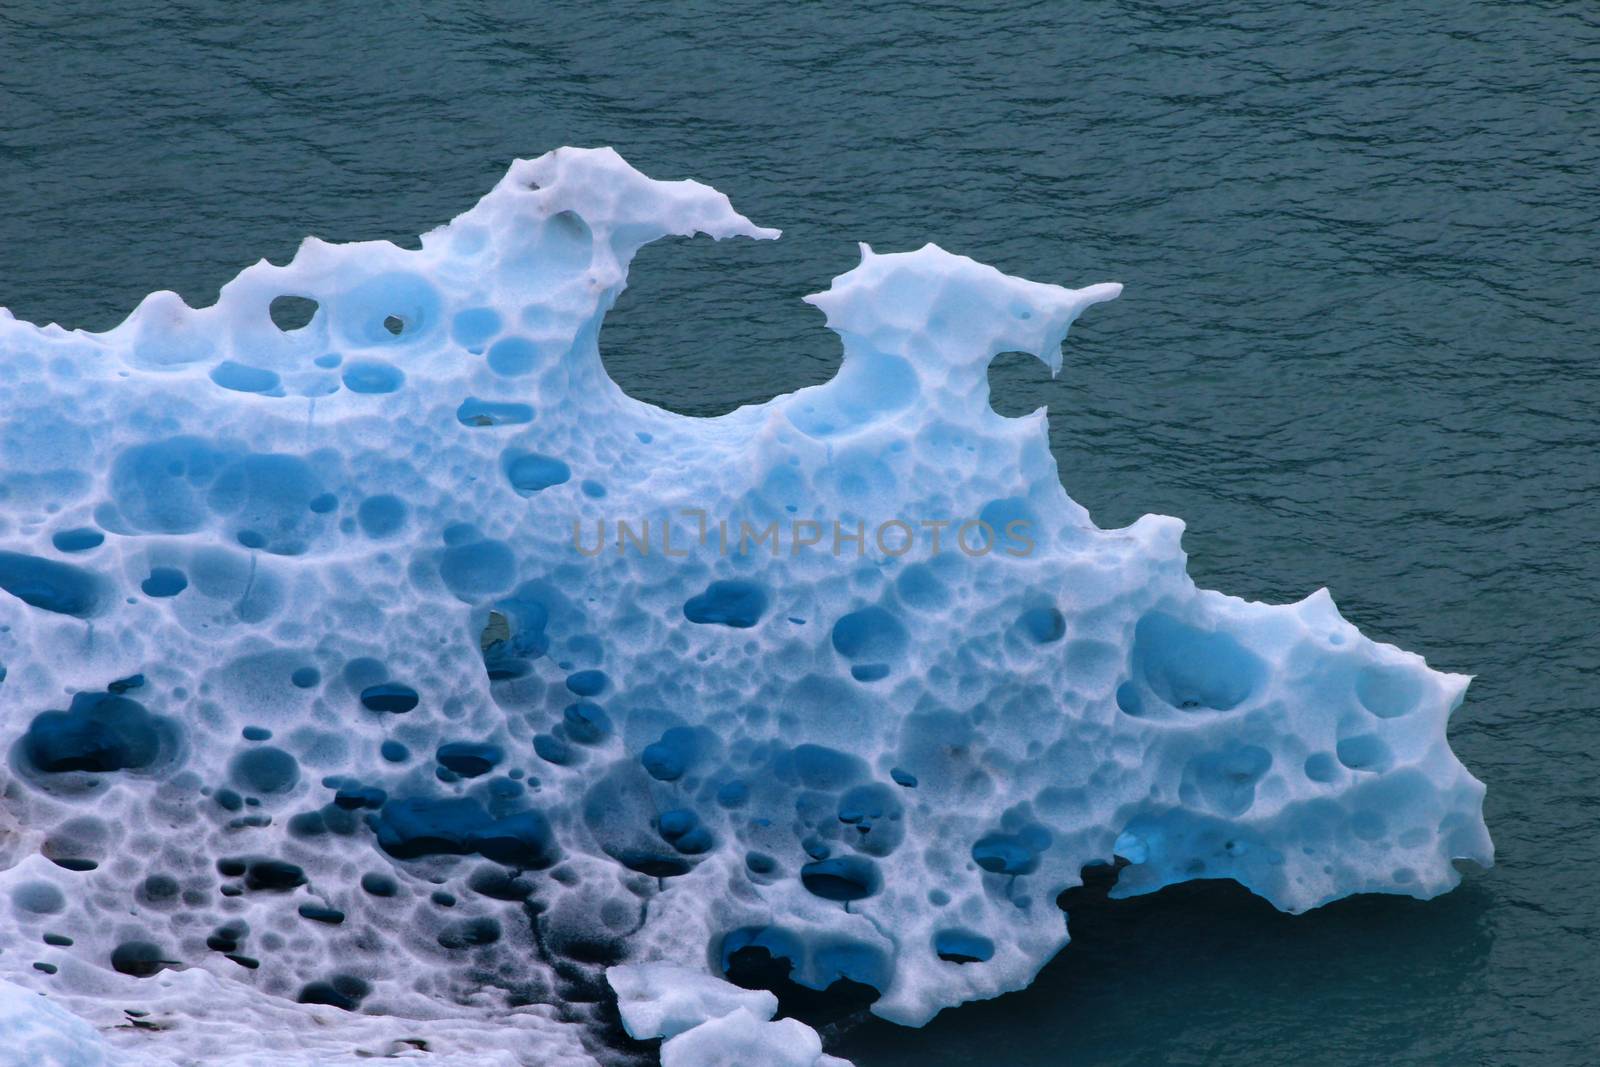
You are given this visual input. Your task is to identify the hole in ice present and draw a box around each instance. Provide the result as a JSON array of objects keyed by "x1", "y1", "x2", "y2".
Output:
[
  {"x1": 210, "y1": 361, "x2": 282, "y2": 395},
  {"x1": 341, "y1": 360, "x2": 405, "y2": 394},
  {"x1": 1356, "y1": 664, "x2": 1423, "y2": 719},
  {"x1": 50, "y1": 527, "x2": 103, "y2": 553},
  {"x1": 719, "y1": 927, "x2": 885, "y2": 1024},
  {"x1": 335, "y1": 273, "x2": 439, "y2": 345},
  {"x1": 12, "y1": 882, "x2": 66, "y2": 914},
  {"x1": 370, "y1": 796, "x2": 558, "y2": 869},
  {"x1": 269, "y1": 295, "x2": 318, "y2": 331},
  {"x1": 1018, "y1": 606, "x2": 1066, "y2": 643},
  {"x1": 21, "y1": 690, "x2": 177, "y2": 775},
  {"x1": 138, "y1": 874, "x2": 180, "y2": 906},
  {"x1": 357, "y1": 494, "x2": 408, "y2": 538},
  {"x1": 534, "y1": 733, "x2": 575, "y2": 765},
  {"x1": 658, "y1": 808, "x2": 714, "y2": 854},
  {"x1": 565, "y1": 669, "x2": 608, "y2": 696},
  {"x1": 934, "y1": 929, "x2": 995, "y2": 964},
  {"x1": 487, "y1": 336, "x2": 542, "y2": 377},
  {"x1": 297, "y1": 975, "x2": 370, "y2": 1011},
  {"x1": 228, "y1": 746, "x2": 300, "y2": 794},
  {"x1": 441, "y1": 534, "x2": 515, "y2": 600},
  {"x1": 1132, "y1": 613, "x2": 1264, "y2": 713},
  {"x1": 469, "y1": 867, "x2": 535, "y2": 901},
  {"x1": 563, "y1": 702, "x2": 612, "y2": 744},
  {"x1": 683, "y1": 580, "x2": 768, "y2": 628},
  {"x1": 0, "y1": 550, "x2": 102, "y2": 616},
  {"x1": 1304, "y1": 752, "x2": 1339, "y2": 782},
  {"x1": 110, "y1": 940, "x2": 172, "y2": 978},
  {"x1": 42, "y1": 817, "x2": 107, "y2": 871},
  {"x1": 436, "y1": 741, "x2": 503, "y2": 778},
  {"x1": 972, "y1": 837, "x2": 1036, "y2": 875},
  {"x1": 987, "y1": 350, "x2": 1051, "y2": 419},
  {"x1": 837, "y1": 783, "x2": 904, "y2": 856},
  {"x1": 1335, "y1": 733, "x2": 1393, "y2": 772},
  {"x1": 456, "y1": 397, "x2": 533, "y2": 427},
  {"x1": 216, "y1": 857, "x2": 306, "y2": 892},
  {"x1": 800, "y1": 856, "x2": 881, "y2": 901},
  {"x1": 1183, "y1": 744, "x2": 1272, "y2": 816},
  {"x1": 360, "y1": 683, "x2": 419, "y2": 714},
  {"x1": 360, "y1": 872, "x2": 398, "y2": 897},
  {"x1": 831, "y1": 606, "x2": 907, "y2": 679},
  {"x1": 502, "y1": 450, "x2": 571, "y2": 495}
]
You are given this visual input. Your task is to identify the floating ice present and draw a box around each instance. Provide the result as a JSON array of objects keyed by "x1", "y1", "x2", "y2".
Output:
[
  {"x1": 609, "y1": 965, "x2": 852, "y2": 1067},
  {"x1": 0, "y1": 146, "x2": 1491, "y2": 1063}
]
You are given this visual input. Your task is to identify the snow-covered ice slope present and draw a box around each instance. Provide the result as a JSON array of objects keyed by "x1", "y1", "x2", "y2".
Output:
[{"x1": 0, "y1": 147, "x2": 1490, "y2": 1061}]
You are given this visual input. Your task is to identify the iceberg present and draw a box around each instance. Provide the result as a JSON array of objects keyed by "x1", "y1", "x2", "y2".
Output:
[{"x1": 0, "y1": 147, "x2": 1490, "y2": 1063}]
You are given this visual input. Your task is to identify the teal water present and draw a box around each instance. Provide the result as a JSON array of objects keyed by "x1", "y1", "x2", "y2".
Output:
[{"x1": 1, "y1": 3, "x2": 1595, "y2": 1063}]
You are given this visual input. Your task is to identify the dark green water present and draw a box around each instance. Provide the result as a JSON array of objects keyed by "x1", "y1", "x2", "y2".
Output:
[{"x1": 2, "y1": 3, "x2": 1595, "y2": 1063}]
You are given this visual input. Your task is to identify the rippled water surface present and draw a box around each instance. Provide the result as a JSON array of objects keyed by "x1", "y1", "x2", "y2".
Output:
[{"x1": 2, "y1": 3, "x2": 1596, "y2": 1063}]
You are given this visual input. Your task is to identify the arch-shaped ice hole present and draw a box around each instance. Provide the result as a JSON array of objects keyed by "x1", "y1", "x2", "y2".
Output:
[
  {"x1": 268, "y1": 295, "x2": 318, "y2": 331},
  {"x1": 986, "y1": 350, "x2": 1052, "y2": 419}
]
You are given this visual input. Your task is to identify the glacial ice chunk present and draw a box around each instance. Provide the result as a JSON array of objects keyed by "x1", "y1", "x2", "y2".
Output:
[{"x1": 0, "y1": 146, "x2": 1490, "y2": 1062}]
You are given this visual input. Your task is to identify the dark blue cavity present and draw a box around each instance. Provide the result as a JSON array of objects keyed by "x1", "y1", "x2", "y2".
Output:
[
  {"x1": 360, "y1": 872, "x2": 398, "y2": 897},
  {"x1": 562, "y1": 702, "x2": 612, "y2": 744},
  {"x1": 658, "y1": 808, "x2": 714, "y2": 854},
  {"x1": 291, "y1": 666, "x2": 320, "y2": 689},
  {"x1": 801, "y1": 856, "x2": 882, "y2": 902},
  {"x1": 831, "y1": 606, "x2": 908, "y2": 677},
  {"x1": 533, "y1": 733, "x2": 573, "y2": 766},
  {"x1": 368, "y1": 796, "x2": 557, "y2": 869},
  {"x1": 141, "y1": 567, "x2": 187, "y2": 598},
  {"x1": 229, "y1": 746, "x2": 299, "y2": 794},
  {"x1": 0, "y1": 551, "x2": 101, "y2": 616},
  {"x1": 1019, "y1": 606, "x2": 1067, "y2": 643},
  {"x1": 22, "y1": 691, "x2": 173, "y2": 774},
  {"x1": 641, "y1": 726, "x2": 702, "y2": 782},
  {"x1": 783, "y1": 744, "x2": 868, "y2": 790},
  {"x1": 502, "y1": 450, "x2": 571, "y2": 494},
  {"x1": 716, "y1": 780, "x2": 750, "y2": 808},
  {"x1": 972, "y1": 826, "x2": 1052, "y2": 876},
  {"x1": 935, "y1": 929, "x2": 996, "y2": 964},
  {"x1": 456, "y1": 397, "x2": 533, "y2": 427},
  {"x1": 51, "y1": 527, "x2": 104, "y2": 553},
  {"x1": 683, "y1": 580, "x2": 767, "y2": 628},
  {"x1": 436, "y1": 741, "x2": 503, "y2": 778},
  {"x1": 360, "y1": 683, "x2": 418, "y2": 714},
  {"x1": 565, "y1": 669, "x2": 608, "y2": 696}
]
